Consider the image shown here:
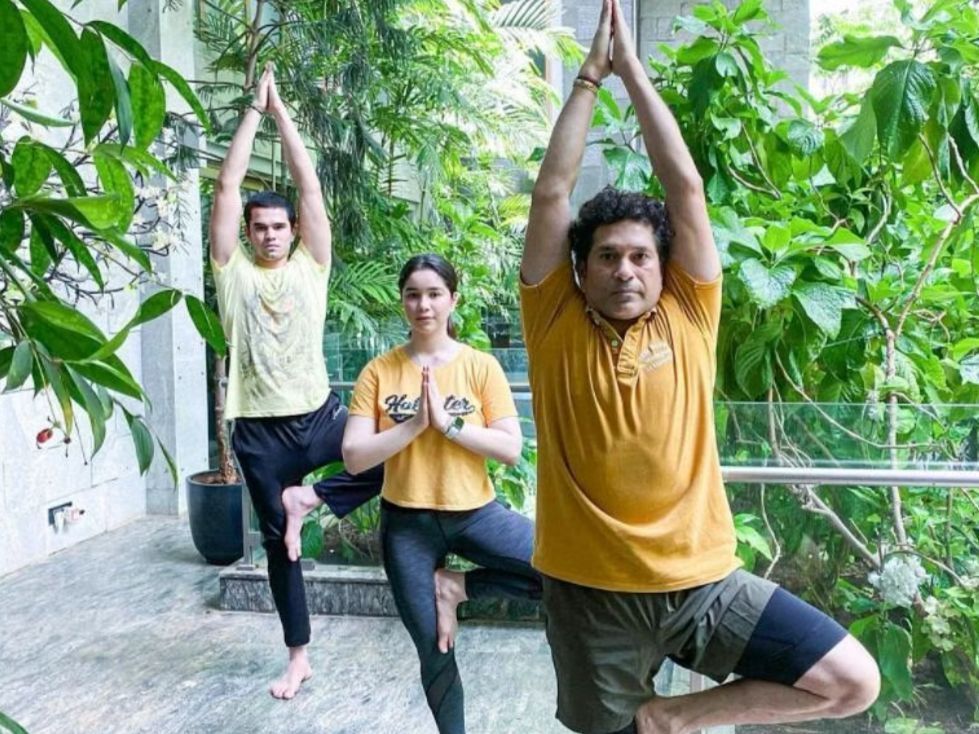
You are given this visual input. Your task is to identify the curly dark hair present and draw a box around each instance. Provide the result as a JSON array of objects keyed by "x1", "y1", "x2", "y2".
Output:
[{"x1": 569, "y1": 186, "x2": 673, "y2": 268}]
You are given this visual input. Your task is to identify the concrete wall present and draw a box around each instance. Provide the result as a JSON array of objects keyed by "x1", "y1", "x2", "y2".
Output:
[
  {"x1": 562, "y1": 0, "x2": 810, "y2": 206},
  {"x1": 0, "y1": 0, "x2": 207, "y2": 576}
]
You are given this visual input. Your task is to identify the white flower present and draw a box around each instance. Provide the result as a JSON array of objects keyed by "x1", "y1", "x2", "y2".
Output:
[{"x1": 868, "y1": 555, "x2": 928, "y2": 607}]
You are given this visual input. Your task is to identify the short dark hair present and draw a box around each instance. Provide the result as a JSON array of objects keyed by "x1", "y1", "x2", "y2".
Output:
[
  {"x1": 569, "y1": 186, "x2": 672, "y2": 268},
  {"x1": 244, "y1": 191, "x2": 296, "y2": 227},
  {"x1": 398, "y1": 253, "x2": 459, "y2": 339}
]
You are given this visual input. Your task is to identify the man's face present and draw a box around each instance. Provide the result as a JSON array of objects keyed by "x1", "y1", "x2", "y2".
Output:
[
  {"x1": 246, "y1": 207, "x2": 294, "y2": 267},
  {"x1": 579, "y1": 219, "x2": 663, "y2": 326}
]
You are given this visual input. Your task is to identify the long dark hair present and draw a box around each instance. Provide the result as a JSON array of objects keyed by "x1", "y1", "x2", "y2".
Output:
[{"x1": 398, "y1": 253, "x2": 459, "y2": 339}]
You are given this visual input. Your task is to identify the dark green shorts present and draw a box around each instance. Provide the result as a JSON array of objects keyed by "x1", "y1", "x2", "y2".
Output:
[{"x1": 542, "y1": 569, "x2": 777, "y2": 733}]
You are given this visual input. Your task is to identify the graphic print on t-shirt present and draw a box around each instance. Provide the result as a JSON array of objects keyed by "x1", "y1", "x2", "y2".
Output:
[{"x1": 383, "y1": 393, "x2": 477, "y2": 423}]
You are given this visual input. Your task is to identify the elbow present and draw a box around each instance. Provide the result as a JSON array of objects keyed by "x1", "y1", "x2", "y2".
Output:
[
  {"x1": 675, "y1": 170, "x2": 706, "y2": 198},
  {"x1": 214, "y1": 175, "x2": 239, "y2": 195},
  {"x1": 341, "y1": 442, "x2": 365, "y2": 476},
  {"x1": 531, "y1": 181, "x2": 569, "y2": 207},
  {"x1": 499, "y1": 437, "x2": 523, "y2": 467}
]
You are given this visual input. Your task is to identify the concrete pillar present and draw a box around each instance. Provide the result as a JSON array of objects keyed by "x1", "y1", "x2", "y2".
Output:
[{"x1": 128, "y1": 0, "x2": 209, "y2": 515}]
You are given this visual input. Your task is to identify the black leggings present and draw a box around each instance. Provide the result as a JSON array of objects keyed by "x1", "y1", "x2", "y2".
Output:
[
  {"x1": 381, "y1": 498, "x2": 542, "y2": 734},
  {"x1": 231, "y1": 393, "x2": 383, "y2": 648}
]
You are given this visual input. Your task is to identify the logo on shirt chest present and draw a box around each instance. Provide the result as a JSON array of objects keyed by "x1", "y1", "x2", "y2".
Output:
[
  {"x1": 638, "y1": 340, "x2": 673, "y2": 371},
  {"x1": 383, "y1": 393, "x2": 477, "y2": 423}
]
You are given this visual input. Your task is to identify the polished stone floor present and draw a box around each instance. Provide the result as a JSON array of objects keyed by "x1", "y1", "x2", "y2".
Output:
[{"x1": 0, "y1": 517, "x2": 564, "y2": 734}]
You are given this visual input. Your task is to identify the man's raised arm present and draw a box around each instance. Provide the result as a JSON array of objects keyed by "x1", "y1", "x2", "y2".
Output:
[
  {"x1": 611, "y1": 0, "x2": 720, "y2": 282},
  {"x1": 267, "y1": 72, "x2": 332, "y2": 270},
  {"x1": 522, "y1": 0, "x2": 613, "y2": 286},
  {"x1": 209, "y1": 70, "x2": 269, "y2": 267}
]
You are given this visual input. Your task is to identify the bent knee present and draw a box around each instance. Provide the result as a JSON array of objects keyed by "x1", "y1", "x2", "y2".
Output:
[{"x1": 809, "y1": 637, "x2": 881, "y2": 717}]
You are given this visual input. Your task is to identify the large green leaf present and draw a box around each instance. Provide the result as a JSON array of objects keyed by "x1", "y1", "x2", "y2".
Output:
[
  {"x1": 65, "y1": 366, "x2": 107, "y2": 454},
  {"x1": 11, "y1": 138, "x2": 51, "y2": 197},
  {"x1": 732, "y1": 0, "x2": 764, "y2": 24},
  {"x1": 76, "y1": 29, "x2": 115, "y2": 145},
  {"x1": 124, "y1": 410, "x2": 154, "y2": 474},
  {"x1": 15, "y1": 195, "x2": 122, "y2": 231},
  {"x1": 129, "y1": 64, "x2": 166, "y2": 150},
  {"x1": 3, "y1": 341, "x2": 33, "y2": 391},
  {"x1": 793, "y1": 282, "x2": 853, "y2": 338},
  {"x1": 0, "y1": 96, "x2": 74, "y2": 127},
  {"x1": 89, "y1": 20, "x2": 153, "y2": 67},
  {"x1": 42, "y1": 215, "x2": 105, "y2": 289},
  {"x1": 785, "y1": 118, "x2": 824, "y2": 156},
  {"x1": 185, "y1": 294, "x2": 227, "y2": 357},
  {"x1": 93, "y1": 151, "x2": 134, "y2": 231},
  {"x1": 41, "y1": 145, "x2": 85, "y2": 197},
  {"x1": 0, "y1": 0, "x2": 29, "y2": 98},
  {"x1": 19, "y1": 0, "x2": 80, "y2": 76},
  {"x1": 149, "y1": 60, "x2": 210, "y2": 132},
  {"x1": 734, "y1": 321, "x2": 780, "y2": 397},
  {"x1": 71, "y1": 359, "x2": 142, "y2": 399},
  {"x1": 739, "y1": 259, "x2": 795, "y2": 308},
  {"x1": 22, "y1": 300, "x2": 106, "y2": 341},
  {"x1": 40, "y1": 353, "x2": 73, "y2": 433},
  {"x1": 825, "y1": 228, "x2": 871, "y2": 261},
  {"x1": 871, "y1": 60, "x2": 937, "y2": 158},
  {"x1": 0, "y1": 209, "x2": 25, "y2": 253},
  {"x1": 29, "y1": 224, "x2": 52, "y2": 276},
  {"x1": 106, "y1": 54, "x2": 133, "y2": 148},
  {"x1": 840, "y1": 97, "x2": 877, "y2": 165},
  {"x1": 879, "y1": 623, "x2": 914, "y2": 701},
  {"x1": 817, "y1": 35, "x2": 901, "y2": 70},
  {"x1": 603, "y1": 146, "x2": 652, "y2": 191}
]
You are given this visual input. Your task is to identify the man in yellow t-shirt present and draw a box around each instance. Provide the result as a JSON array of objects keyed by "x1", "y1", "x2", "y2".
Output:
[
  {"x1": 521, "y1": 3, "x2": 879, "y2": 733},
  {"x1": 209, "y1": 67, "x2": 380, "y2": 701}
]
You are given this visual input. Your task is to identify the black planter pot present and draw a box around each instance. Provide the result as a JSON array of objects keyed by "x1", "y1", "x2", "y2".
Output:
[{"x1": 186, "y1": 471, "x2": 244, "y2": 565}]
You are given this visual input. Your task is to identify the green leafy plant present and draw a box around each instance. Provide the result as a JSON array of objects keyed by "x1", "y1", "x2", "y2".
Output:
[{"x1": 1, "y1": 0, "x2": 220, "y2": 476}]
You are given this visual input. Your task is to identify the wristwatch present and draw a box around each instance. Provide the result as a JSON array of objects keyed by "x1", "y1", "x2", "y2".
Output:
[{"x1": 442, "y1": 415, "x2": 464, "y2": 440}]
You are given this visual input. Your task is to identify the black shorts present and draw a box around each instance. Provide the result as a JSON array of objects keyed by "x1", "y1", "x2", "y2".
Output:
[{"x1": 734, "y1": 586, "x2": 848, "y2": 686}]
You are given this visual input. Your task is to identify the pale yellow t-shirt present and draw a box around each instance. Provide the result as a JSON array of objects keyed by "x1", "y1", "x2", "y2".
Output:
[
  {"x1": 212, "y1": 243, "x2": 330, "y2": 420},
  {"x1": 348, "y1": 345, "x2": 518, "y2": 510},
  {"x1": 520, "y1": 260, "x2": 740, "y2": 592}
]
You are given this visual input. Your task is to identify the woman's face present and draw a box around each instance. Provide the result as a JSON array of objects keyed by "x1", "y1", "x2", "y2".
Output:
[{"x1": 401, "y1": 268, "x2": 458, "y2": 336}]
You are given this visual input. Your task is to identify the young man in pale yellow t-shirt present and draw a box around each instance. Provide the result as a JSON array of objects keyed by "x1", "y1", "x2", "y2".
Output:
[
  {"x1": 521, "y1": 3, "x2": 880, "y2": 733},
  {"x1": 209, "y1": 66, "x2": 380, "y2": 701}
]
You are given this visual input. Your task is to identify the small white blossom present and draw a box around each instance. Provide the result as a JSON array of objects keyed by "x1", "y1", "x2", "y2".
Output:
[{"x1": 868, "y1": 555, "x2": 928, "y2": 607}]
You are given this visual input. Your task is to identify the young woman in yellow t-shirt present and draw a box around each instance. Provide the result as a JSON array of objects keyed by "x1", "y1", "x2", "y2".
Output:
[{"x1": 342, "y1": 253, "x2": 541, "y2": 734}]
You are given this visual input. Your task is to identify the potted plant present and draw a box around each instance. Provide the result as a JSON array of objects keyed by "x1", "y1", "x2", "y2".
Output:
[{"x1": 186, "y1": 346, "x2": 243, "y2": 565}]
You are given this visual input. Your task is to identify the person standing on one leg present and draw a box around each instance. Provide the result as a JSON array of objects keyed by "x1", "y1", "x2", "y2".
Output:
[
  {"x1": 521, "y1": 2, "x2": 881, "y2": 733},
  {"x1": 209, "y1": 66, "x2": 382, "y2": 700},
  {"x1": 342, "y1": 254, "x2": 542, "y2": 734}
]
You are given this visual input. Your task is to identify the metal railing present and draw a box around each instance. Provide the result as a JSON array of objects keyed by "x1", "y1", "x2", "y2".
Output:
[{"x1": 237, "y1": 385, "x2": 979, "y2": 567}]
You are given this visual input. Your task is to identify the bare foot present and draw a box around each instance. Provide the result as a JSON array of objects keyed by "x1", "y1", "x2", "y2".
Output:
[
  {"x1": 281, "y1": 485, "x2": 323, "y2": 562},
  {"x1": 434, "y1": 568, "x2": 467, "y2": 654},
  {"x1": 269, "y1": 649, "x2": 313, "y2": 700}
]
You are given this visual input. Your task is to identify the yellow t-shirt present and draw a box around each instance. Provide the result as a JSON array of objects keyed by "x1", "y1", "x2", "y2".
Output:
[
  {"x1": 520, "y1": 260, "x2": 740, "y2": 592},
  {"x1": 348, "y1": 344, "x2": 518, "y2": 510},
  {"x1": 212, "y1": 243, "x2": 331, "y2": 420}
]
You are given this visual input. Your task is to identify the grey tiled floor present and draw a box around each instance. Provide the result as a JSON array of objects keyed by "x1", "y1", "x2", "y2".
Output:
[{"x1": 0, "y1": 517, "x2": 564, "y2": 734}]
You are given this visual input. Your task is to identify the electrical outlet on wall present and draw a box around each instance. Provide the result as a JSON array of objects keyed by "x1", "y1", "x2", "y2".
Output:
[{"x1": 48, "y1": 501, "x2": 73, "y2": 529}]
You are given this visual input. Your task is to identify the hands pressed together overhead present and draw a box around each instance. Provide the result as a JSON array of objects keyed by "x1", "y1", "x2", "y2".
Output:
[
  {"x1": 251, "y1": 62, "x2": 287, "y2": 117},
  {"x1": 581, "y1": 0, "x2": 639, "y2": 84}
]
